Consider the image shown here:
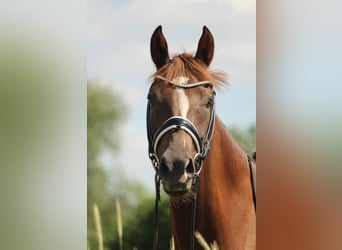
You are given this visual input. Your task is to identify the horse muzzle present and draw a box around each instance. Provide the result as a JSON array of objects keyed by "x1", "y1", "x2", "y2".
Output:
[
  {"x1": 162, "y1": 181, "x2": 192, "y2": 197},
  {"x1": 159, "y1": 157, "x2": 194, "y2": 197}
]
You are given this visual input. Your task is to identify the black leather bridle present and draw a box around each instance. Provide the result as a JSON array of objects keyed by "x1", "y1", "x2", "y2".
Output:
[
  {"x1": 146, "y1": 75, "x2": 216, "y2": 250},
  {"x1": 147, "y1": 75, "x2": 216, "y2": 174},
  {"x1": 147, "y1": 75, "x2": 256, "y2": 249}
]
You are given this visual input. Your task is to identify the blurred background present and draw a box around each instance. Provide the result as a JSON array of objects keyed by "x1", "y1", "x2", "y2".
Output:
[
  {"x1": 2, "y1": 0, "x2": 341, "y2": 249},
  {"x1": 87, "y1": 0, "x2": 255, "y2": 249}
]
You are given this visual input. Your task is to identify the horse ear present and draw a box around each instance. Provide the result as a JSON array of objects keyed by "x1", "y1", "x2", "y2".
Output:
[
  {"x1": 150, "y1": 25, "x2": 170, "y2": 69},
  {"x1": 195, "y1": 26, "x2": 214, "y2": 66}
]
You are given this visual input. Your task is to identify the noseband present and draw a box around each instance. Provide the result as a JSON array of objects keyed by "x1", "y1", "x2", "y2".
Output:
[
  {"x1": 147, "y1": 75, "x2": 216, "y2": 175},
  {"x1": 146, "y1": 75, "x2": 216, "y2": 250}
]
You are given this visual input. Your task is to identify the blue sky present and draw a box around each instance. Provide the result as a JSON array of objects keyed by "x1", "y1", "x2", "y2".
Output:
[{"x1": 87, "y1": 0, "x2": 256, "y2": 191}]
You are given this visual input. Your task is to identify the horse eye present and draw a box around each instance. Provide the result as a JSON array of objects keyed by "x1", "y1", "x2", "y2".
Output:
[{"x1": 147, "y1": 91, "x2": 157, "y2": 103}]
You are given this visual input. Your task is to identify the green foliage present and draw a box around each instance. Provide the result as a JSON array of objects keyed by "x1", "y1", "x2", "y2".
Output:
[
  {"x1": 117, "y1": 195, "x2": 171, "y2": 250},
  {"x1": 87, "y1": 79, "x2": 256, "y2": 249},
  {"x1": 229, "y1": 124, "x2": 256, "y2": 154},
  {"x1": 87, "y1": 80, "x2": 153, "y2": 250},
  {"x1": 87, "y1": 81, "x2": 126, "y2": 164},
  {"x1": 87, "y1": 80, "x2": 126, "y2": 250}
]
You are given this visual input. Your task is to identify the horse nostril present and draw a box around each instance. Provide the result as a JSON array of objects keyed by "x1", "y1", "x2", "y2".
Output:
[
  {"x1": 185, "y1": 160, "x2": 194, "y2": 174},
  {"x1": 159, "y1": 158, "x2": 171, "y2": 178},
  {"x1": 160, "y1": 158, "x2": 193, "y2": 176}
]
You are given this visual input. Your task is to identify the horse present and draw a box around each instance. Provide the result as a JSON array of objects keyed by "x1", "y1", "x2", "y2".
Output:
[{"x1": 146, "y1": 25, "x2": 256, "y2": 250}]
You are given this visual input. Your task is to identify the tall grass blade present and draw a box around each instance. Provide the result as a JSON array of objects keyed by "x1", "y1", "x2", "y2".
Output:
[
  {"x1": 170, "y1": 235, "x2": 175, "y2": 250},
  {"x1": 194, "y1": 231, "x2": 211, "y2": 250},
  {"x1": 194, "y1": 230, "x2": 220, "y2": 250},
  {"x1": 116, "y1": 199, "x2": 123, "y2": 250},
  {"x1": 93, "y1": 203, "x2": 104, "y2": 250},
  {"x1": 210, "y1": 241, "x2": 219, "y2": 250}
]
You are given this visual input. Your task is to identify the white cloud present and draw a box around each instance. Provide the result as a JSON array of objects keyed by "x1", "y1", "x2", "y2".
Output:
[{"x1": 230, "y1": 0, "x2": 256, "y2": 13}]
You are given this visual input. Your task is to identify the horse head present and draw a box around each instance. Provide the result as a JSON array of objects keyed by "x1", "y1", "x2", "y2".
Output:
[{"x1": 147, "y1": 26, "x2": 220, "y2": 197}]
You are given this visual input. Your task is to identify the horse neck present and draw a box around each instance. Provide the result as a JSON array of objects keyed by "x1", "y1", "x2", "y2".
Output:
[
  {"x1": 202, "y1": 116, "x2": 249, "y2": 188},
  {"x1": 198, "y1": 116, "x2": 251, "y2": 221},
  {"x1": 170, "y1": 116, "x2": 252, "y2": 248}
]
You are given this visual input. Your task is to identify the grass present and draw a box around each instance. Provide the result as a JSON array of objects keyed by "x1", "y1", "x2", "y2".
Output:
[
  {"x1": 116, "y1": 199, "x2": 123, "y2": 250},
  {"x1": 93, "y1": 203, "x2": 104, "y2": 250},
  {"x1": 91, "y1": 202, "x2": 218, "y2": 250},
  {"x1": 195, "y1": 231, "x2": 219, "y2": 250},
  {"x1": 170, "y1": 236, "x2": 175, "y2": 250}
]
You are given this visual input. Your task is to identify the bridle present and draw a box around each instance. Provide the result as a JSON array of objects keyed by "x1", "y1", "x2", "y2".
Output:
[
  {"x1": 147, "y1": 75, "x2": 257, "y2": 249},
  {"x1": 147, "y1": 75, "x2": 216, "y2": 174},
  {"x1": 146, "y1": 75, "x2": 216, "y2": 250}
]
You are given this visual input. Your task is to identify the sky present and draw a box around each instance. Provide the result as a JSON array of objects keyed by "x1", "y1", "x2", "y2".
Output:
[{"x1": 87, "y1": 0, "x2": 256, "y2": 191}]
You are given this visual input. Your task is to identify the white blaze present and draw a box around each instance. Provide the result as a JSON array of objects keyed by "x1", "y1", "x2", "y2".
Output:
[
  {"x1": 177, "y1": 89, "x2": 189, "y2": 117},
  {"x1": 173, "y1": 76, "x2": 190, "y2": 117},
  {"x1": 172, "y1": 76, "x2": 190, "y2": 149}
]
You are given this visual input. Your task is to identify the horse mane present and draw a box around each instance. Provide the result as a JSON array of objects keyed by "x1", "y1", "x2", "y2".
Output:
[{"x1": 151, "y1": 53, "x2": 229, "y2": 89}]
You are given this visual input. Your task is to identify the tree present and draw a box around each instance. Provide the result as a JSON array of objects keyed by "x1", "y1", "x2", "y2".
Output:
[
  {"x1": 87, "y1": 80, "x2": 127, "y2": 249},
  {"x1": 118, "y1": 195, "x2": 172, "y2": 250},
  {"x1": 87, "y1": 80, "x2": 153, "y2": 250},
  {"x1": 87, "y1": 81, "x2": 125, "y2": 164}
]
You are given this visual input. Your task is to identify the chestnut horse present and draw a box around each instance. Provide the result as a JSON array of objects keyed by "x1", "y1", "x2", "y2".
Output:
[{"x1": 147, "y1": 26, "x2": 256, "y2": 250}]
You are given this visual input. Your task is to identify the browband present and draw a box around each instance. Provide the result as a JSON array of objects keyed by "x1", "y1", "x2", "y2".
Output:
[{"x1": 154, "y1": 75, "x2": 212, "y2": 88}]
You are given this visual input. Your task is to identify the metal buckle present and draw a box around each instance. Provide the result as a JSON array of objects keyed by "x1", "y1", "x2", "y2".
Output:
[{"x1": 149, "y1": 153, "x2": 160, "y2": 170}]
